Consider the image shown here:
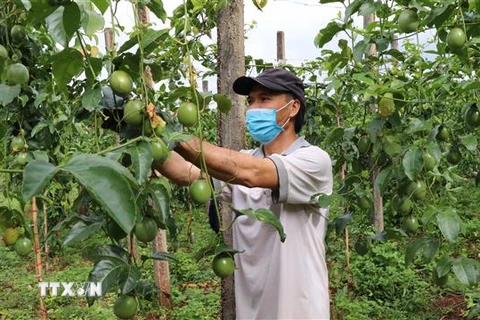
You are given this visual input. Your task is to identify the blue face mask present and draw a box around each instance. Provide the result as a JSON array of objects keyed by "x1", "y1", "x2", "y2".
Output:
[{"x1": 246, "y1": 100, "x2": 293, "y2": 144}]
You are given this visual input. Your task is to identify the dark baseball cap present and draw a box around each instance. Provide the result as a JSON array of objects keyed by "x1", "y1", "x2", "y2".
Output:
[{"x1": 233, "y1": 68, "x2": 305, "y2": 106}]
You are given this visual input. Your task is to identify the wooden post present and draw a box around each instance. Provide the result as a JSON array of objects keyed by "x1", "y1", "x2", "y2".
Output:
[
  {"x1": 104, "y1": 27, "x2": 114, "y2": 52},
  {"x1": 217, "y1": 0, "x2": 245, "y2": 318},
  {"x1": 277, "y1": 31, "x2": 285, "y2": 65},
  {"x1": 364, "y1": 15, "x2": 377, "y2": 58},
  {"x1": 202, "y1": 80, "x2": 209, "y2": 93},
  {"x1": 152, "y1": 232, "x2": 172, "y2": 309},
  {"x1": 138, "y1": 4, "x2": 172, "y2": 309},
  {"x1": 392, "y1": 34, "x2": 398, "y2": 50}
]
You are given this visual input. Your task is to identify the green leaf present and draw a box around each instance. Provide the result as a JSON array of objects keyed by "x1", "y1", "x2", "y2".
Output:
[
  {"x1": 0, "y1": 195, "x2": 22, "y2": 213},
  {"x1": 213, "y1": 93, "x2": 233, "y2": 112},
  {"x1": 405, "y1": 238, "x2": 427, "y2": 265},
  {"x1": 382, "y1": 49, "x2": 405, "y2": 61},
  {"x1": 460, "y1": 134, "x2": 478, "y2": 152},
  {"x1": 62, "y1": 154, "x2": 138, "y2": 234},
  {"x1": 436, "y1": 256, "x2": 454, "y2": 278},
  {"x1": 374, "y1": 167, "x2": 392, "y2": 194},
  {"x1": 147, "y1": 0, "x2": 167, "y2": 22},
  {"x1": 27, "y1": 2, "x2": 58, "y2": 26},
  {"x1": 45, "y1": 6, "x2": 68, "y2": 47},
  {"x1": 424, "y1": 5, "x2": 453, "y2": 28},
  {"x1": 118, "y1": 36, "x2": 138, "y2": 54},
  {"x1": 383, "y1": 138, "x2": 402, "y2": 157},
  {"x1": 367, "y1": 119, "x2": 384, "y2": 143},
  {"x1": 194, "y1": 236, "x2": 221, "y2": 261},
  {"x1": 119, "y1": 265, "x2": 141, "y2": 295},
  {"x1": 384, "y1": 227, "x2": 407, "y2": 240},
  {"x1": 22, "y1": 160, "x2": 59, "y2": 202},
  {"x1": 352, "y1": 73, "x2": 375, "y2": 86},
  {"x1": 63, "y1": 2, "x2": 81, "y2": 42},
  {"x1": 126, "y1": 141, "x2": 153, "y2": 186},
  {"x1": 81, "y1": 9, "x2": 105, "y2": 35},
  {"x1": 334, "y1": 212, "x2": 352, "y2": 236},
  {"x1": 353, "y1": 40, "x2": 369, "y2": 61},
  {"x1": 314, "y1": 21, "x2": 344, "y2": 48},
  {"x1": 86, "y1": 259, "x2": 127, "y2": 305},
  {"x1": 407, "y1": 118, "x2": 432, "y2": 134},
  {"x1": 82, "y1": 86, "x2": 102, "y2": 112},
  {"x1": 34, "y1": 92, "x2": 49, "y2": 108},
  {"x1": 426, "y1": 142, "x2": 442, "y2": 164},
  {"x1": 232, "y1": 208, "x2": 286, "y2": 242},
  {"x1": 320, "y1": 0, "x2": 344, "y2": 3},
  {"x1": 135, "y1": 281, "x2": 160, "y2": 301},
  {"x1": 85, "y1": 244, "x2": 129, "y2": 264},
  {"x1": 422, "y1": 239, "x2": 440, "y2": 263},
  {"x1": 0, "y1": 84, "x2": 21, "y2": 106},
  {"x1": 402, "y1": 147, "x2": 423, "y2": 181},
  {"x1": 468, "y1": 303, "x2": 480, "y2": 319},
  {"x1": 192, "y1": 0, "x2": 206, "y2": 11},
  {"x1": 52, "y1": 48, "x2": 84, "y2": 89},
  {"x1": 152, "y1": 252, "x2": 178, "y2": 261},
  {"x1": 405, "y1": 237, "x2": 439, "y2": 265},
  {"x1": 323, "y1": 127, "x2": 344, "y2": 145},
  {"x1": 436, "y1": 209, "x2": 461, "y2": 242},
  {"x1": 147, "y1": 178, "x2": 171, "y2": 230},
  {"x1": 345, "y1": 0, "x2": 363, "y2": 23},
  {"x1": 30, "y1": 121, "x2": 50, "y2": 138},
  {"x1": 459, "y1": 81, "x2": 480, "y2": 93},
  {"x1": 142, "y1": 29, "x2": 170, "y2": 54},
  {"x1": 314, "y1": 193, "x2": 333, "y2": 208},
  {"x1": 91, "y1": 0, "x2": 109, "y2": 14},
  {"x1": 63, "y1": 220, "x2": 103, "y2": 247},
  {"x1": 452, "y1": 257, "x2": 479, "y2": 287}
]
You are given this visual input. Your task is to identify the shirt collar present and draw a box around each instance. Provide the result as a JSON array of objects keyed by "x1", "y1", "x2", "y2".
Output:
[{"x1": 252, "y1": 136, "x2": 311, "y2": 158}]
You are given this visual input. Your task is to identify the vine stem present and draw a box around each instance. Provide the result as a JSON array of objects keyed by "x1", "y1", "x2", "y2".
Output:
[
  {"x1": 132, "y1": 2, "x2": 151, "y2": 111},
  {"x1": 0, "y1": 168, "x2": 23, "y2": 174},
  {"x1": 96, "y1": 136, "x2": 143, "y2": 155},
  {"x1": 176, "y1": 1, "x2": 225, "y2": 237},
  {"x1": 457, "y1": 2, "x2": 476, "y2": 99}
]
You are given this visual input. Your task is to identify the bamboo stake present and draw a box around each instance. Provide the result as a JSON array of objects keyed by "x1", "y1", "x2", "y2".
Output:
[
  {"x1": 31, "y1": 197, "x2": 47, "y2": 320},
  {"x1": 43, "y1": 201, "x2": 49, "y2": 274}
]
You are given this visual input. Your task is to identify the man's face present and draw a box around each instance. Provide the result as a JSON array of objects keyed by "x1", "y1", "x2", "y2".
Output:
[{"x1": 246, "y1": 85, "x2": 291, "y2": 110}]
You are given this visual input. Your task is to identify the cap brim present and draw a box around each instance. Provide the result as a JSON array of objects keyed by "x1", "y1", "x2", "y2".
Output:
[{"x1": 233, "y1": 76, "x2": 288, "y2": 96}]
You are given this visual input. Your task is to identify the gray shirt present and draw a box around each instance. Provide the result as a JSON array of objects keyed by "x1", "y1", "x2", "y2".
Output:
[{"x1": 216, "y1": 137, "x2": 333, "y2": 319}]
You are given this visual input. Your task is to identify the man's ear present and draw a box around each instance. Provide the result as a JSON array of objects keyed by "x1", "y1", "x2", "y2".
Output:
[{"x1": 289, "y1": 100, "x2": 301, "y2": 118}]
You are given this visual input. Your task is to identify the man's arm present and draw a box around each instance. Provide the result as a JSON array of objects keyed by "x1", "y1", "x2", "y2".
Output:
[
  {"x1": 155, "y1": 151, "x2": 201, "y2": 186},
  {"x1": 174, "y1": 138, "x2": 279, "y2": 189}
]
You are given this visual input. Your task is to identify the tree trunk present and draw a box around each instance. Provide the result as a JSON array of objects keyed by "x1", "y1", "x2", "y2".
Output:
[{"x1": 217, "y1": 0, "x2": 245, "y2": 318}]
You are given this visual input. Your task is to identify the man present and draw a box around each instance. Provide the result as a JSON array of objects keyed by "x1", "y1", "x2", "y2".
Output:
[{"x1": 156, "y1": 68, "x2": 333, "y2": 319}]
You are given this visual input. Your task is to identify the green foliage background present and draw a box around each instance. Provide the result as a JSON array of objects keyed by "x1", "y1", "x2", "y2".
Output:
[{"x1": 0, "y1": 0, "x2": 479, "y2": 319}]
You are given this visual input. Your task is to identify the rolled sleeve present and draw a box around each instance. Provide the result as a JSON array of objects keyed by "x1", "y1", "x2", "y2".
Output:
[{"x1": 268, "y1": 146, "x2": 333, "y2": 204}]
